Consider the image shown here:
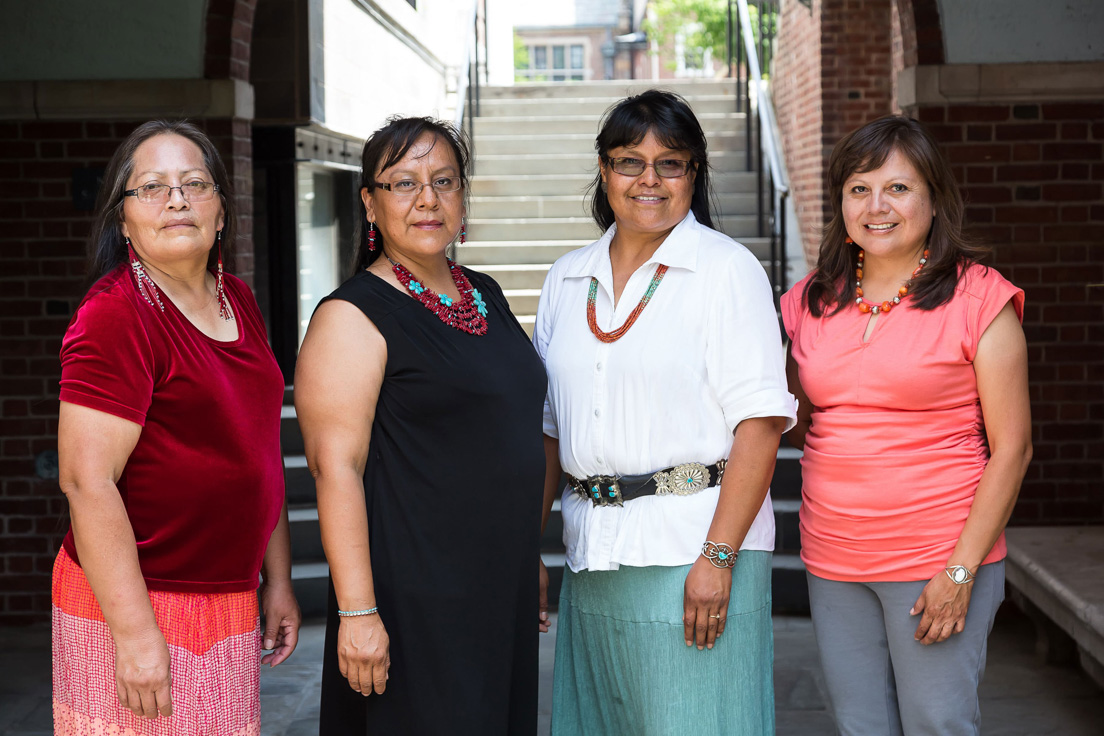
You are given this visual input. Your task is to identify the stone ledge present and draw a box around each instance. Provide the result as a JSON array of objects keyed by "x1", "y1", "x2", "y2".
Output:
[
  {"x1": 1005, "y1": 526, "x2": 1104, "y2": 689},
  {"x1": 0, "y1": 78, "x2": 254, "y2": 121},
  {"x1": 898, "y1": 62, "x2": 1104, "y2": 107}
]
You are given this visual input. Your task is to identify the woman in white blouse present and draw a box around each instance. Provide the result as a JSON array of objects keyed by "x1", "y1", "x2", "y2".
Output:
[{"x1": 535, "y1": 90, "x2": 796, "y2": 734}]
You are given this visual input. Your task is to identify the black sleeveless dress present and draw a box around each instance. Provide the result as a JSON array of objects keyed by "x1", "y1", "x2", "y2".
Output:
[{"x1": 317, "y1": 268, "x2": 546, "y2": 736}]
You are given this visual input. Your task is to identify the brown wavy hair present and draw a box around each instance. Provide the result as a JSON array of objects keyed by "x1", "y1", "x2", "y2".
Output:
[{"x1": 804, "y1": 115, "x2": 989, "y2": 317}]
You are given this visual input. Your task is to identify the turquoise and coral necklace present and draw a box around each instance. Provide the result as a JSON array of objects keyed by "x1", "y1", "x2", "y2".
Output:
[{"x1": 388, "y1": 257, "x2": 488, "y2": 335}]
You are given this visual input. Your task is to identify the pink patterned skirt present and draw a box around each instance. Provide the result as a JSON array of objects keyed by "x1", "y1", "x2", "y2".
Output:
[{"x1": 51, "y1": 549, "x2": 261, "y2": 736}]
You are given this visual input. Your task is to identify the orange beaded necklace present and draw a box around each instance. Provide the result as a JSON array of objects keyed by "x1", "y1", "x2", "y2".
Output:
[{"x1": 851, "y1": 238, "x2": 929, "y2": 315}]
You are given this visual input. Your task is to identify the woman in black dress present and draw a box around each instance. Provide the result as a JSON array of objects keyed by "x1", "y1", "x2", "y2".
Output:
[{"x1": 295, "y1": 116, "x2": 547, "y2": 735}]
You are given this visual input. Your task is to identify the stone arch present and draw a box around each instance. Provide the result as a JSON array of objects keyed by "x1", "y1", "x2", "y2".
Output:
[
  {"x1": 205, "y1": 0, "x2": 258, "y2": 80},
  {"x1": 894, "y1": 0, "x2": 944, "y2": 66}
]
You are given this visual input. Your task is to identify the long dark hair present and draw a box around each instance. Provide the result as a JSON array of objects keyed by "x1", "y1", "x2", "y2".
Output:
[
  {"x1": 804, "y1": 115, "x2": 989, "y2": 317},
  {"x1": 86, "y1": 120, "x2": 235, "y2": 280},
  {"x1": 589, "y1": 89, "x2": 716, "y2": 231},
  {"x1": 351, "y1": 116, "x2": 471, "y2": 274}
]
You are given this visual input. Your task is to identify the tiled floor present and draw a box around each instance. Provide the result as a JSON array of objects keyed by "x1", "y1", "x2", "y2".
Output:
[{"x1": 3, "y1": 605, "x2": 1102, "y2": 735}]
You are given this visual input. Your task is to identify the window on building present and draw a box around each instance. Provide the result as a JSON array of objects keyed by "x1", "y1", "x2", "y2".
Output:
[
  {"x1": 519, "y1": 42, "x2": 587, "y2": 82},
  {"x1": 533, "y1": 46, "x2": 547, "y2": 70}
]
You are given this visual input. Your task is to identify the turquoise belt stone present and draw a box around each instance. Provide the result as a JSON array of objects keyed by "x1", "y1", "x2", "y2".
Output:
[{"x1": 568, "y1": 460, "x2": 727, "y2": 508}]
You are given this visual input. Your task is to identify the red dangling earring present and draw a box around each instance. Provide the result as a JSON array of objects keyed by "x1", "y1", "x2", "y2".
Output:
[
  {"x1": 460, "y1": 216, "x2": 466, "y2": 245},
  {"x1": 368, "y1": 222, "x2": 377, "y2": 251},
  {"x1": 845, "y1": 236, "x2": 854, "y2": 244},
  {"x1": 128, "y1": 238, "x2": 164, "y2": 312},
  {"x1": 215, "y1": 230, "x2": 232, "y2": 321}
]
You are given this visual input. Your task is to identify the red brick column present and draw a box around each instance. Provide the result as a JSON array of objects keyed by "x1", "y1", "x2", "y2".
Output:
[
  {"x1": 913, "y1": 100, "x2": 1104, "y2": 523},
  {"x1": 774, "y1": 0, "x2": 896, "y2": 265}
]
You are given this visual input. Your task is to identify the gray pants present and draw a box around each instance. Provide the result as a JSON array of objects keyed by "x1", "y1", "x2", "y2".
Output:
[{"x1": 807, "y1": 562, "x2": 1005, "y2": 736}]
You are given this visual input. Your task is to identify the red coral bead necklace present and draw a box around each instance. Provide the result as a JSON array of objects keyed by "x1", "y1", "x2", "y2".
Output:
[{"x1": 387, "y1": 256, "x2": 489, "y2": 336}]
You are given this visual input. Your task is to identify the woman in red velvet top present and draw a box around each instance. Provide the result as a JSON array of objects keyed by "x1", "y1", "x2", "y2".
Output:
[{"x1": 53, "y1": 121, "x2": 300, "y2": 735}]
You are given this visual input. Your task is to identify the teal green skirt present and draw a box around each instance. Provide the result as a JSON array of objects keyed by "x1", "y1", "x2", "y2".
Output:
[{"x1": 551, "y1": 552, "x2": 774, "y2": 736}]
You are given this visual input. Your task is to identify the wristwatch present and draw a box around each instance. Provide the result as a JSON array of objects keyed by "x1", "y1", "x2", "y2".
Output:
[{"x1": 944, "y1": 565, "x2": 975, "y2": 585}]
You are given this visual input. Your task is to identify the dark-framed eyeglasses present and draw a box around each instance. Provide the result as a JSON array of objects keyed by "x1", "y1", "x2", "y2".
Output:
[
  {"x1": 374, "y1": 177, "x2": 463, "y2": 196},
  {"x1": 124, "y1": 181, "x2": 220, "y2": 204},
  {"x1": 608, "y1": 157, "x2": 694, "y2": 178}
]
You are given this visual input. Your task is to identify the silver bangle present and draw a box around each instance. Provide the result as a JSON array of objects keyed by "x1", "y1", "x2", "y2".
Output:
[
  {"x1": 337, "y1": 606, "x2": 379, "y2": 617},
  {"x1": 701, "y1": 540, "x2": 737, "y2": 569},
  {"x1": 944, "y1": 566, "x2": 975, "y2": 585}
]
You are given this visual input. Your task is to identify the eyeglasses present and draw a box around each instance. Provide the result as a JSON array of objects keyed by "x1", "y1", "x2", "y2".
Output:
[
  {"x1": 124, "y1": 181, "x2": 220, "y2": 204},
  {"x1": 608, "y1": 157, "x2": 694, "y2": 178},
  {"x1": 374, "y1": 177, "x2": 463, "y2": 196}
]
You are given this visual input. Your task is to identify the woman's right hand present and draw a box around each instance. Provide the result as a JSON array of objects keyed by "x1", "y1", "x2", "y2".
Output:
[
  {"x1": 337, "y1": 615, "x2": 390, "y2": 696},
  {"x1": 539, "y1": 558, "x2": 551, "y2": 633},
  {"x1": 114, "y1": 629, "x2": 173, "y2": 719}
]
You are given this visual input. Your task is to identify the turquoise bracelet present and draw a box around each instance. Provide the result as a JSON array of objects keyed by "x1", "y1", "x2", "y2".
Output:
[{"x1": 337, "y1": 606, "x2": 379, "y2": 617}]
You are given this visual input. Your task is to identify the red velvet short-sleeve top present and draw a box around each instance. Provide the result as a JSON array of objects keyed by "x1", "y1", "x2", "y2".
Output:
[
  {"x1": 781, "y1": 263, "x2": 1024, "y2": 582},
  {"x1": 59, "y1": 264, "x2": 286, "y2": 593}
]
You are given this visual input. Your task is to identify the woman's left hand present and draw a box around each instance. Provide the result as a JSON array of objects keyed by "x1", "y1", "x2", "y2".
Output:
[
  {"x1": 683, "y1": 557, "x2": 731, "y2": 650},
  {"x1": 910, "y1": 571, "x2": 973, "y2": 645},
  {"x1": 260, "y1": 579, "x2": 302, "y2": 666}
]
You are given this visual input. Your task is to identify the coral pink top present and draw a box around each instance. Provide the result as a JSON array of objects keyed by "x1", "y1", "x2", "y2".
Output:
[
  {"x1": 781, "y1": 263, "x2": 1024, "y2": 582},
  {"x1": 59, "y1": 264, "x2": 286, "y2": 593}
]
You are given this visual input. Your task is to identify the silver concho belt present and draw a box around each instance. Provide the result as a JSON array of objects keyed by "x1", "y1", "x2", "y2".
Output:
[{"x1": 567, "y1": 460, "x2": 727, "y2": 508}]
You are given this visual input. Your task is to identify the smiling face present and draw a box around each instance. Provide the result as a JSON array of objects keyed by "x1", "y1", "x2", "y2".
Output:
[
  {"x1": 600, "y1": 130, "x2": 696, "y2": 240},
  {"x1": 842, "y1": 147, "x2": 934, "y2": 260},
  {"x1": 120, "y1": 134, "x2": 224, "y2": 266},
  {"x1": 363, "y1": 132, "x2": 464, "y2": 259}
]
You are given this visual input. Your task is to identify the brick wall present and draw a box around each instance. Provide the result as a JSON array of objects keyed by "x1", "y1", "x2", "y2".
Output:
[
  {"x1": 910, "y1": 100, "x2": 1104, "y2": 523},
  {"x1": 775, "y1": 0, "x2": 895, "y2": 266},
  {"x1": 773, "y1": 0, "x2": 824, "y2": 265},
  {"x1": 0, "y1": 118, "x2": 253, "y2": 624}
]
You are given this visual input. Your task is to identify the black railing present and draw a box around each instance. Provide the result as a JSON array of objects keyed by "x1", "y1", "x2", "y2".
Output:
[
  {"x1": 725, "y1": 1, "x2": 789, "y2": 302},
  {"x1": 455, "y1": 0, "x2": 489, "y2": 166}
]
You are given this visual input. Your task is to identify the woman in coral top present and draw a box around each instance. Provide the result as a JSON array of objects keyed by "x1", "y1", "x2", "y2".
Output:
[{"x1": 782, "y1": 116, "x2": 1031, "y2": 735}]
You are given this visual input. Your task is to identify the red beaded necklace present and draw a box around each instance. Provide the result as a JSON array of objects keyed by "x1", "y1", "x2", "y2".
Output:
[
  {"x1": 388, "y1": 257, "x2": 489, "y2": 336},
  {"x1": 853, "y1": 245, "x2": 929, "y2": 315},
  {"x1": 586, "y1": 264, "x2": 668, "y2": 343}
]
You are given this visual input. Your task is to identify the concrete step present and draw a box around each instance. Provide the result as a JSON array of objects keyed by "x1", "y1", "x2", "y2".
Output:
[
  {"x1": 466, "y1": 217, "x2": 601, "y2": 242},
  {"x1": 772, "y1": 552, "x2": 810, "y2": 614},
  {"x1": 472, "y1": 263, "x2": 552, "y2": 290},
  {"x1": 285, "y1": 455, "x2": 314, "y2": 505},
  {"x1": 467, "y1": 192, "x2": 758, "y2": 219},
  {"x1": 456, "y1": 240, "x2": 591, "y2": 266},
  {"x1": 280, "y1": 404, "x2": 303, "y2": 455},
  {"x1": 291, "y1": 561, "x2": 328, "y2": 619},
  {"x1": 470, "y1": 170, "x2": 759, "y2": 196},
  {"x1": 474, "y1": 150, "x2": 747, "y2": 176},
  {"x1": 469, "y1": 195, "x2": 590, "y2": 219},
  {"x1": 480, "y1": 79, "x2": 741, "y2": 100},
  {"x1": 474, "y1": 129, "x2": 749, "y2": 156},
  {"x1": 474, "y1": 111, "x2": 748, "y2": 136},
  {"x1": 289, "y1": 505, "x2": 323, "y2": 561},
  {"x1": 772, "y1": 446, "x2": 803, "y2": 501},
  {"x1": 773, "y1": 499, "x2": 802, "y2": 555},
  {"x1": 504, "y1": 288, "x2": 541, "y2": 315},
  {"x1": 476, "y1": 95, "x2": 741, "y2": 118},
  {"x1": 518, "y1": 314, "x2": 535, "y2": 338}
]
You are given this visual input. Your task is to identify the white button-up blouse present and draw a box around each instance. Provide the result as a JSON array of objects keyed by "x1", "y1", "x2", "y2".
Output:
[{"x1": 534, "y1": 212, "x2": 797, "y2": 572}]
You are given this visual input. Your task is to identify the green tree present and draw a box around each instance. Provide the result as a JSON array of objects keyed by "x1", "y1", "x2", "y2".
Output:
[
  {"x1": 514, "y1": 33, "x2": 532, "y2": 82},
  {"x1": 643, "y1": 1, "x2": 776, "y2": 75}
]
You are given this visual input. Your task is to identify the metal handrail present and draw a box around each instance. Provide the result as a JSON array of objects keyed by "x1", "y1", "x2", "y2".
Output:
[
  {"x1": 729, "y1": 0, "x2": 791, "y2": 300},
  {"x1": 454, "y1": 0, "x2": 482, "y2": 142}
]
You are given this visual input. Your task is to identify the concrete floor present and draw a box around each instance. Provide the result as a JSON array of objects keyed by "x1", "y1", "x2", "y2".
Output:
[{"x1": 3, "y1": 605, "x2": 1102, "y2": 735}]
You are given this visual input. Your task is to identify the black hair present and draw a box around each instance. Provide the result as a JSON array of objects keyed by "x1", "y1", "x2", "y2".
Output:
[
  {"x1": 589, "y1": 89, "x2": 716, "y2": 231},
  {"x1": 86, "y1": 120, "x2": 234, "y2": 281},
  {"x1": 351, "y1": 116, "x2": 471, "y2": 273}
]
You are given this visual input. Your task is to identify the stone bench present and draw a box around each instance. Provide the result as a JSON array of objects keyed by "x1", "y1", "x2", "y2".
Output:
[{"x1": 1004, "y1": 526, "x2": 1104, "y2": 690}]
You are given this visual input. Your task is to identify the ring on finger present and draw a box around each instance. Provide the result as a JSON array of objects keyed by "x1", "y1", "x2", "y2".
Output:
[{"x1": 709, "y1": 614, "x2": 722, "y2": 619}]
